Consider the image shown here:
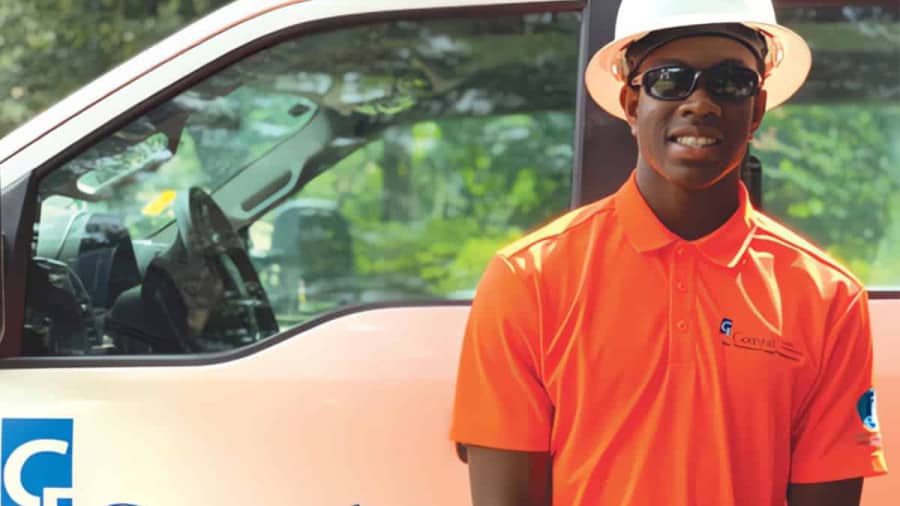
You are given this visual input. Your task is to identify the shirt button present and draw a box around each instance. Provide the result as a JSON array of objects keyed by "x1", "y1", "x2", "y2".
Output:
[
  {"x1": 676, "y1": 247, "x2": 686, "y2": 256},
  {"x1": 676, "y1": 281, "x2": 687, "y2": 292},
  {"x1": 676, "y1": 320, "x2": 688, "y2": 331}
]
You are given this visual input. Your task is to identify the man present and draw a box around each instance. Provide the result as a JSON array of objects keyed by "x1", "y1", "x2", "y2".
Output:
[{"x1": 449, "y1": 1, "x2": 888, "y2": 505}]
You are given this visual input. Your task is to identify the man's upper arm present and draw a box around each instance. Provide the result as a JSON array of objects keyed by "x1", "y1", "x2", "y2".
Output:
[
  {"x1": 787, "y1": 478, "x2": 863, "y2": 506},
  {"x1": 790, "y1": 289, "x2": 887, "y2": 482},
  {"x1": 450, "y1": 254, "x2": 554, "y2": 504},
  {"x1": 466, "y1": 446, "x2": 552, "y2": 506},
  {"x1": 450, "y1": 254, "x2": 553, "y2": 451}
]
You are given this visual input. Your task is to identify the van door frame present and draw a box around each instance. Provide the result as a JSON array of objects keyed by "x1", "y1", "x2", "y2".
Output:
[{"x1": 0, "y1": 0, "x2": 589, "y2": 361}]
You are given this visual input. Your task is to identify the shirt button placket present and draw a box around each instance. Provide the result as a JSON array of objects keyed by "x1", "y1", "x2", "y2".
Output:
[{"x1": 670, "y1": 245, "x2": 696, "y2": 365}]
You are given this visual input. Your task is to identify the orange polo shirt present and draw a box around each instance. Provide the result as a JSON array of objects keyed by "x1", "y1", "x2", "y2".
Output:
[{"x1": 450, "y1": 171, "x2": 887, "y2": 506}]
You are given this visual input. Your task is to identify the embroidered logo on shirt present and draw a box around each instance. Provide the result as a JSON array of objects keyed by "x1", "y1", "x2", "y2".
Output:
[
  {"x1": 719, "y1": 318, "x2": 733, "y2": 336},
  {"x1": 857, "y1": 389, "x2": 880, "y2": 431},
  {"x1": 719, "y1": 318, "x2": 803, "y2": 362}
]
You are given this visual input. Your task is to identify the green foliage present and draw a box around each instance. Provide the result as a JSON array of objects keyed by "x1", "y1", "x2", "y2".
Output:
[
  {"x1": 7, "y1": 1, "x2": 899, "y2": 296},
  {"x1": 754, "y1": 104, "x2": 900, "y2": 285},
  {"x1": 293, "y1": 101, "x2": 900, "y2": 298},
  {"x1": 0, "y1": 0, "x2": 232, "y2": 135},
  {"x1": 292, "y1": 113, "x2": 574, "y2": 299}
]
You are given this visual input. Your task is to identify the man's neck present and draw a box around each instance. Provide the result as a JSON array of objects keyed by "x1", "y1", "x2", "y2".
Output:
[{"x1": 634, "y1": 165, "x2": 741, "y2": 241}]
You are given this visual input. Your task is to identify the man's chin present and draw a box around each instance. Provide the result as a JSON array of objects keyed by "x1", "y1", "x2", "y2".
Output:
[{"x1": 658, "y1": 164, "x2": 732, "y2": 191}]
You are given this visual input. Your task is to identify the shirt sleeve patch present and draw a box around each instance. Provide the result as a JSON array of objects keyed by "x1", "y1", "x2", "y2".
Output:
[{"x1": 856, "y1": 388, "x2": 880, "y2": 431}]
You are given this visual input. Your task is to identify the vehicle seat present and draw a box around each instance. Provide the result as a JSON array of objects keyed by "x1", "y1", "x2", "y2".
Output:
[
  {"x1": 55, "y1": 213, "x2": 142, "y2": 309},
  {"x1": 22, "y1": 258, "x2": 95, "y2": 356},
  {"x1": 108, "y1": 258, "x2": 192, "y2": 354}
]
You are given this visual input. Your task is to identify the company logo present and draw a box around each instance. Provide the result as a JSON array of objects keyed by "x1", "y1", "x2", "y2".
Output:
[
  {"x1": 719, "y1": 318, "x2": 733, "y2": 336},
  {"x1": 1, "y1": 418, "x2": 73, "y2": 506},
  {"x1": 857, "y1": 389, "x2": 880, "y2": 431},
  {"x1": 718, "y1": 318, "x2": 802, "y2": 362}
]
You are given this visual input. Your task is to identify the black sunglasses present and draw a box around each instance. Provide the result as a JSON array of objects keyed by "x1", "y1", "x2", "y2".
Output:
[{"x1": 629, "y1": 63, "x2": 762, "y2": 101}]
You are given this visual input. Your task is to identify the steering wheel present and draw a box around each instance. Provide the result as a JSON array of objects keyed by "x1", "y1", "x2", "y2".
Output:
[{"x1": 160, "y1": 186, "x2": 278, "y2": 349}]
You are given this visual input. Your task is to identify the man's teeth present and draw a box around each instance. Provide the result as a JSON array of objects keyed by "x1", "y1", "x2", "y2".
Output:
[{"x1": 674, "y1": 136, "x2": 718, "y2": 146}]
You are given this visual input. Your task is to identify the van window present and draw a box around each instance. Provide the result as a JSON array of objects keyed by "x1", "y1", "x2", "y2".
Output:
[
  {"x1": 248, "y1": 113, "x2": 575, "y2": 328},
  {"x1": 756, "y1": 4, "x2": 900, "y2": 289},
  {"x1": 23, "y1": 12, "x2": 581, "y2": 356}
]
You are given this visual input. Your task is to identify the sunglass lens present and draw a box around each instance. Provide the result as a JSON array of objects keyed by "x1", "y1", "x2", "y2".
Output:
[
  {"x1": 707, "y1": 66, "x2": 759, "y2": 99},
  {"x1": 645, "y1": 67, "x2": 695, "y2": 100}
]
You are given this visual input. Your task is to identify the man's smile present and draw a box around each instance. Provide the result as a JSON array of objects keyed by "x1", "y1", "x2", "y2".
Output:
[
  {"x1": 672, "y1": 135, "x2": 719, "y2": 147},
  {"x1": 667, "y1": 126, "x2": 723, "y2": 146},
  {"x1": 664, "y1": 126, "x2": 725, "y2": 160}
]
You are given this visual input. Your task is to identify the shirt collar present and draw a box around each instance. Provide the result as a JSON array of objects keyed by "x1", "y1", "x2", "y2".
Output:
[{"x1": 615, "y1": 170, "x2": 756, "y2": 268}]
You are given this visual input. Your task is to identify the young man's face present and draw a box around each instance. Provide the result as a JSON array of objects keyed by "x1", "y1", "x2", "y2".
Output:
[{"x1": 621, "y1": 36, "x2": 767, "y2": 191}]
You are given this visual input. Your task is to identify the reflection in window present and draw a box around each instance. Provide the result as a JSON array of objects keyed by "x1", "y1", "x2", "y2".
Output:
[
  {"x1": 756, "y1": 5, "x2": 900, "y2": 288},
  {"x1": 250, "y1": 113, "x2": 574, "y2": 328},
  {"x1": 26, "y1": 11, "x2": 581, "y2": 355}
]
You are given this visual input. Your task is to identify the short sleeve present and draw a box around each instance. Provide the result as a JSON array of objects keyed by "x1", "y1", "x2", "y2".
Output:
[
  {"x1": 790, "y1": 290, "x2": 888, "y2": 483},
  {"x1": 449, "y1": 254, "x2": 553, "y2": 452}
]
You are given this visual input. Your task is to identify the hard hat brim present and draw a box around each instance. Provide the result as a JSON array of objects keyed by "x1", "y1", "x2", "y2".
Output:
[{"x1": 585, "y1": 21, "x2": 812, "y2": 120}]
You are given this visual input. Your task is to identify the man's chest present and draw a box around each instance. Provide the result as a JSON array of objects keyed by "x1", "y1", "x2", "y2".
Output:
[{"x1": 539, "y1": 247, "x2": 822, "y2": 419}]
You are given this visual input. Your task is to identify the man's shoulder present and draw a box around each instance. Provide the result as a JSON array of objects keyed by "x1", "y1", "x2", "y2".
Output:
[
  {"x1": 498, "y1": 195, "x2": 617, "y2": 263},
  {"x1": 751, "y1": 212, "x2": 865, "y2": 296}
]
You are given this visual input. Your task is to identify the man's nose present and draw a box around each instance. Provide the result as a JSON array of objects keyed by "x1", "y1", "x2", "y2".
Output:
[{"x1": 677, "y1": 85, "x2": 722, "y2": 119}]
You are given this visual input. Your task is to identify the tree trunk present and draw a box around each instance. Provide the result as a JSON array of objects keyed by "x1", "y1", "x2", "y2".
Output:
[{"x1": 381, "y1": 128, "x2": 414, "y2": 222}]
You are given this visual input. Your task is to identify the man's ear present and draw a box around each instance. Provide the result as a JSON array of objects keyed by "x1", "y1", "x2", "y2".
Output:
[
  {"x1": 750, "y1": 89, "x2": 768, "y2": 133},
  {"x1": 619, "y1": 85, "x2": 639, "y2": 136}
]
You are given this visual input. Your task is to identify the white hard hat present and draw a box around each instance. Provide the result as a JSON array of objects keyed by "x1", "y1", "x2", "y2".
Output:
[{"x1": 585, "y1": 0, "x2": 812, "y2": 119}]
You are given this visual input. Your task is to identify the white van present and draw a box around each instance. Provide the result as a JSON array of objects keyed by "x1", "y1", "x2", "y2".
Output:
[{"x1": 0, "y1": 1, "x2": 897, "y2": 504}]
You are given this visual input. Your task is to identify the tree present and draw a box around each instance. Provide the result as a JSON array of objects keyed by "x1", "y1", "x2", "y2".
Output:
[
  {"x1": 0, "y1": 0, "x2": 232, "y2": 136},
  {"x1": 754, "y1": 104, "x2": 900, "y2": 283}
]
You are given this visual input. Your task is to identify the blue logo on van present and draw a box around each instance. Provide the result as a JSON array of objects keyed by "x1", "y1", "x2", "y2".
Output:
[
  {"x1": 857, "y1": 389, "x2": 880, "y2": 430},
  {"x1": 1, "y1": 418, "x2": 74, "y2": 506}
]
